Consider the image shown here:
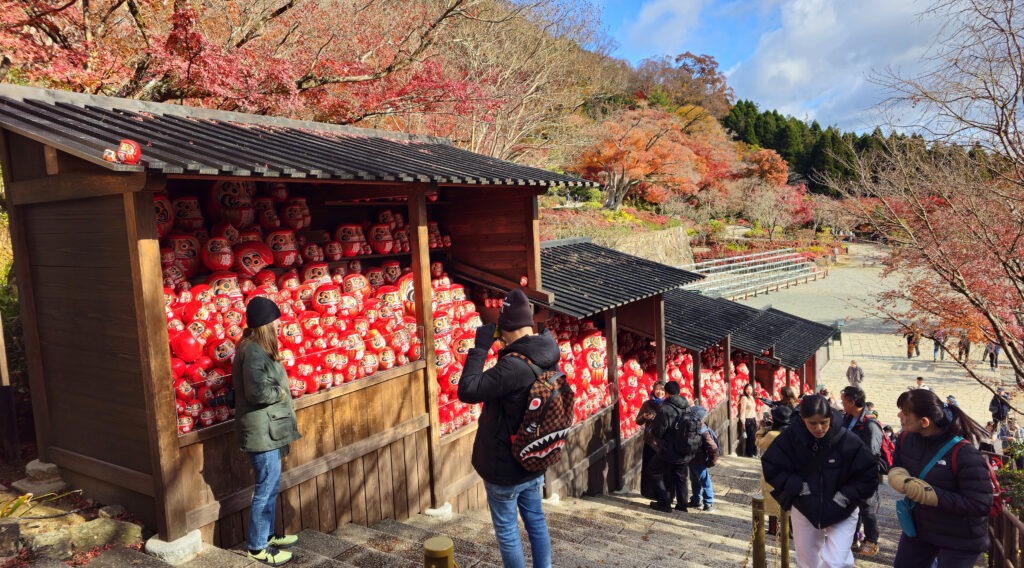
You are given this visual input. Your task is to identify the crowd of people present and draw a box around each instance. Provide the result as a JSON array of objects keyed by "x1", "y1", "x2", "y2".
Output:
[{"x1": 630, "y1": 365, "x2": 1002, "y2": 568}]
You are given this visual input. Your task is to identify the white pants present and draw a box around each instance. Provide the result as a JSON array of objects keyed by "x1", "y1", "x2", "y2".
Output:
[{"x1": 790, "y1": 506, "x2": 857, "y2": 568}]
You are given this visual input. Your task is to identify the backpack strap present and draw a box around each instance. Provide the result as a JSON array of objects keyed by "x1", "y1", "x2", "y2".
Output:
[
  {"x1": 917, "y1": 436, "x2": 963, "y2": 479},
  {"x1": 950, "y1": 438, "x2": 971, "y2": 475},
  {"x1": 504, "y1": 352, "x2": 544, "y2": 378}
]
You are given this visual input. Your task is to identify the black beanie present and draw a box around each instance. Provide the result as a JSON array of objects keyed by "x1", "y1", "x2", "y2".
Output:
[
  {"x1": 246, "y1": 296, "x2": 281, "y2": 328},
  {"x1": 497, "y1": 289, "x2": 534, "y2": 331}
]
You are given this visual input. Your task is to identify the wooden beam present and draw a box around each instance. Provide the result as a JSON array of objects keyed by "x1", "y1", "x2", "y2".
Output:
[
  {"x1": 546, "y1": 438, "x2": 617, "y2": 497},
  {"x1": 526, "y1": 196, "x2": 541, "y2": 290},
  {"x1": 408, "y1": 187, "x2": 443, "y2": 508},
  {"x1": 654, "y1": 295, "x2": 667, "y2": 383},
  {"x1": 7, "y1": 172, "x2": 148, "y2": 206},
  {"x1": 48, "y1": 446, "x2": 155, "y2": 497},
  {"x1": 604, "y1": 309, "x2": 624, "y2": 491},
  {"x1": 0, "y1": 131, "x2": 53, "y2": 460},
  {"x1": 124, "y1": 190, "x2": 187, "y2": 540},
  {"x1": 441, "y1": 471, "x2": 482, "y2": 503},
  {"x1": 43, "y1": 146, "x2": 59, "y2": 176},
  {"x1": 447, "y1": 259, "x2": 554, "y2": 304}
]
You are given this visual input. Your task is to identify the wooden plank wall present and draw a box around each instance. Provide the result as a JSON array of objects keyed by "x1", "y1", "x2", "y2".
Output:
[
  {"x1": 436, "y1": 192, "x2": 531, "y2": 284},
  {"x1": 21, "y1": 196, "x2": 153, "y2": 474},
  {"x1": 179, "y1": 369, "x2": 432, "y2": 547},
  {"x1": 438, "y1": 427, "x2": 487, "y2": 514},
  {"x1": 618, "y1": 433, "x2": 645, "y2": 495},
  {"x1": 545, "y1": 406, "x2": 617, "y2": 498}
]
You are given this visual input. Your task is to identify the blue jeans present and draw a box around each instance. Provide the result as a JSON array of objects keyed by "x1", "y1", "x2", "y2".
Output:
[
  {"x1": 247, "y1": 448, "x2": 283, "y2": 551},
  {"x1": 484, "y1": 475, "x2": 551, "y2": 568},
  {"x1": 688, "y1": 463, "x2": 714, "y2": 505}
]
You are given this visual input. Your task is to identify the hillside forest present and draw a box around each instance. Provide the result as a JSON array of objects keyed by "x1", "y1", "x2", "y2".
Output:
[{"x1": 0, "y1": 0, "x2": 874, "y2": 245}]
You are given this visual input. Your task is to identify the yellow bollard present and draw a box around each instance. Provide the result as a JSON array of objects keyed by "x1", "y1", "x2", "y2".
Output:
[
  {"x1": 778, "y1": 508, "x2": 790, "y2": 567},
  {"x1": 751, "y1": 495, "x2": 765, "y2": 568},
  {"x1": 423, "y1": 535, "x2": 457, "y2": 568}
]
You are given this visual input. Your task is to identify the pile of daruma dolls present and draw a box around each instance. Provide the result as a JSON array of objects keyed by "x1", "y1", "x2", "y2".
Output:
[{"x1": 158, "y1": 181, "x2": 460, "y2": 435}]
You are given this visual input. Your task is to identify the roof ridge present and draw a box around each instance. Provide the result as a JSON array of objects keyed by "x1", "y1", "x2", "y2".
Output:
[{"x1": 0, "y1": 83, "x2": 452, "y2": 146}]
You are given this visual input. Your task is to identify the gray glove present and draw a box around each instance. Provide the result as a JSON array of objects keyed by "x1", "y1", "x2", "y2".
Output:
[
  {"x1": 832, "y1": 492, "x2": 850, "y2": 508},
  {"x1": 799, "y1": 482, "x2": 811, "y2": 496}
]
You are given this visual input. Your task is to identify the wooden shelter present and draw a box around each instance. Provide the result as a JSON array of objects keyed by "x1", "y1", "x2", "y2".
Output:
[{"x1": 0, "y1": 84, "x2": 590, "y2": 546}]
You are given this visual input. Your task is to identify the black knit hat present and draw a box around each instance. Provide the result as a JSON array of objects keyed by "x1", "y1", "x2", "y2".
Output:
[
  {"x1": 246, "y1": 296, "x2": 281, "y2": 328},
  {"x1": 498, "y1": 289, "x2": 534, "y2": 331}
]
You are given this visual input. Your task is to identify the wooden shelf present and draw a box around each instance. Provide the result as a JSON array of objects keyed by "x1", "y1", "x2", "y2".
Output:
[{"x1": 176, "y1": 359, "x2": 426, "y2": 447}]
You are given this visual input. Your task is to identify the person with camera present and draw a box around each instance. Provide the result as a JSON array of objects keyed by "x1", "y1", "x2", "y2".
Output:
[
  {"x1": 840, "y1": 385, "x2": 884, "y2": 557},
  {"x1": 457, "y1": 289, "x2": 560, "y2": 568},
  {"x1": 761, "y1": 395, "x2": 878, "y2": 568},
  {"x1": 233, "y1": 297, "x2": 301, "y2": 566},
  {"x1": 888, "y1": 389, "x2": 992, "y2": 567}
]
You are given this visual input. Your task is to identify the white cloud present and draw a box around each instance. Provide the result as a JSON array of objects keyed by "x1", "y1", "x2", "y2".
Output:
[
  {"x1": 620, "y1": 0, "x2": 710, "y2": 60},
  {"x1": 727, "y1": 0, "x2": 943, "y2": 132}
]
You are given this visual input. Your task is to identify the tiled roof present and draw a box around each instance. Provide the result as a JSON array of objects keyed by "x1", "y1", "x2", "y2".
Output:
[
  {"x1": 663, "y1": 289, "x2": 762, "y2": 352},
  {"x1": 539, "y1": 239, "x2": 704, "y2": 319},
  {"x1": 766, "y1": 308, "x2": 837, "y2": 370},
  {"x1": 664, "y1": 291, "x2": 835, "y2": 368},
  {"x1": 0, "y1": 84, "x2": 593, "y2": 187}
]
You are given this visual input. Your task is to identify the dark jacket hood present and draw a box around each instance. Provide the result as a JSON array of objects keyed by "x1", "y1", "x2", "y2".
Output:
[{"x1": 500, "y1": 331, "x2": 561, "y2": 370}]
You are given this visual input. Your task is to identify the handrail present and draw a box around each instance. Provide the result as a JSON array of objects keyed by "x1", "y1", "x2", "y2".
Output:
[
  {"x1": 689, "y1": 264, "x2": 819, "y2": 296},
  {"x1": 683, "y1": 248, "x2": 796, "y2": 271},
  {"x1": 690, "y1": 262, "x2": 817, "y2": 290},
  {"x1": 685, "y1": 252, "x2": 807, "y2": 276}
]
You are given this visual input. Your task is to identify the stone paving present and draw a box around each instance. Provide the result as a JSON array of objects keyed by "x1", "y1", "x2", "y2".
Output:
[{"x1": 738, "y1": 241, "x2": 1009, "y2": 428}]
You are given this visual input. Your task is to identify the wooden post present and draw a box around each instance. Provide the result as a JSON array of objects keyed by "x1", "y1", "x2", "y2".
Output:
[
  {"x1": 654, "y1": 296, "x2": 667, "y2": 383},
  {"x1": 723, "y1": 335, "x2": 733, "y2": 455},
  {"x1": 798, "y1": 364, "x2": 806, "y2": 394},
  {"x1": 692, "y1": 349, "x2": 702, "y2": 402},
  {"x1": 752, "y1": 495, "x2": 766, "y2": 568},
  {"x1": 779, "y1": 508, "x2": 791, "y2": 567},
  {"x1": 409, "y1": 187, "x2": 442, "y2": 508},
  {"x1": 604, "y1": 309, "x2": 623, "y2": 491}
]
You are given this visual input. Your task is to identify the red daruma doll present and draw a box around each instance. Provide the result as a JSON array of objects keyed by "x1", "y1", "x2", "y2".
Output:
[{"x1": 231, "y1": 297, "x2": 300, "y2": 563}]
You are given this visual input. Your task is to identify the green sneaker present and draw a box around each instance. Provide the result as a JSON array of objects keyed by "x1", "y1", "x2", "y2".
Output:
[
  {"x1": 268, "y1": 534, "x2": 299, "y2": 548},
  {"x1": 247, "y1": 547, "x2": 293, "y2": 566}
]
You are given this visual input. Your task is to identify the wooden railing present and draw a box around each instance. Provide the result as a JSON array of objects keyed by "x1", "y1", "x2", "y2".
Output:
[{"x1": 988, "y1": 450, "x2": 1023, "y2": 567}]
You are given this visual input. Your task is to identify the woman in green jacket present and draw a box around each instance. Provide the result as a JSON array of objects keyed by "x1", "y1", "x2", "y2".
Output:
[{"x1": 234, "y1": 297, "x2": 301, "y2": 566}]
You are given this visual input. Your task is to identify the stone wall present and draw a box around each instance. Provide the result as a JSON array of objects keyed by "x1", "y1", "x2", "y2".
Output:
[{"x1": 593, "y1": 226, "x2": 693, "y2": 267}]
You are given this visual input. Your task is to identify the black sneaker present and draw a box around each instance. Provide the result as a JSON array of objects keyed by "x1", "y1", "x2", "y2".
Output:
[
  {"x1": 649, "y1": 501, "x2": 673, "y2": 513},
  {"x1": 702, "y1": 504, "x2": 714, "y2": 512},
  {"x1": 248, "y1": 547, "x2": 293, "y2": 566},
  {"x1": 674, "y1": 504, "x2": 689, "y2": 512},
  {"x1": 687, "y1": 498, "x2": 700, "y2": 508}
]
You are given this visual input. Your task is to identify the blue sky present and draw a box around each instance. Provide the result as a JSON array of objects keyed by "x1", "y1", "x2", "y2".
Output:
[{"x1": 592, "y1": 0, "x2": 943, "y2": 133}]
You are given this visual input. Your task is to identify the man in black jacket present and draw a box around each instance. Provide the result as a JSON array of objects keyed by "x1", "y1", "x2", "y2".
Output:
[
  {"x1": 649, "y1": 381, "x2": 692, "y2": 513},
  {"x1": 841, "y1": 385, "x2": 883, "y2": 557},
  {"x1": 989, "y1": 387, "x2": 1010, "y2": 427},
  {"x1": 458, "y1": 289, "x2": 559, "y2": 568}
]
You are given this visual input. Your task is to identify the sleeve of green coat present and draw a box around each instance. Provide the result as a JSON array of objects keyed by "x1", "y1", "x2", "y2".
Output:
[{"x1": 242, "y1": 348, "x2": 283, "y2": 405}]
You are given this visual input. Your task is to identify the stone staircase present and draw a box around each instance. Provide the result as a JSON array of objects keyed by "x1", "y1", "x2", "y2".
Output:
[{"x1": 75, "y1": 455, "x2": 903, "y2": 567}]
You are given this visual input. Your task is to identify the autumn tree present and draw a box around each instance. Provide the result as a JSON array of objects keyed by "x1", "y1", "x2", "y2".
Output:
[
  {"x1": 631, "y1": 52, "x2": 734, "y2": 118},
  {"x1": 824, "y1": 0, "x2": 1024, "y2": 390},
  {"x1": 0, "y1": 0, "x2": 574, "y2": 123}
]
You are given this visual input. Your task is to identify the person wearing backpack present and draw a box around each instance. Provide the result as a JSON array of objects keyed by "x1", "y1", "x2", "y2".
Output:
[
  {"x1": 687, "y1": 406, "x2": 719, "y2": 512},
  {"x1": 840, "y1": 386, "x2": 885, "y2": 557},
  {"x1": 888, "y1": 389, "x2": 993, "y2": 567},
  {"x1": 649, "y1": 381, "x2": 697, "y2": 513},
  {"x1": 761, "y1": 395, "x2": 878, "y2": 568},
  {"x1": 457, "y1": 289, "x2": 561, "y2": 568},
  {"x1": 989, "y1": 387, "x2": 1010, "y2": 428}
]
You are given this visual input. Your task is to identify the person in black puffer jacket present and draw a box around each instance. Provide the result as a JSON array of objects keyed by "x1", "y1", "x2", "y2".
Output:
[
  {"x1": 888, "y1": 389, "x2": 992, "y2": 568},
  {"x1": 457, "y1": 289, "x2": 561, "y2": 568},
  {"x1": 649, "y1": 381, "x2": 692, "y2": 512},
  {"x1": 762, "y1": 395, "x2": 878, "y2": 568}
]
